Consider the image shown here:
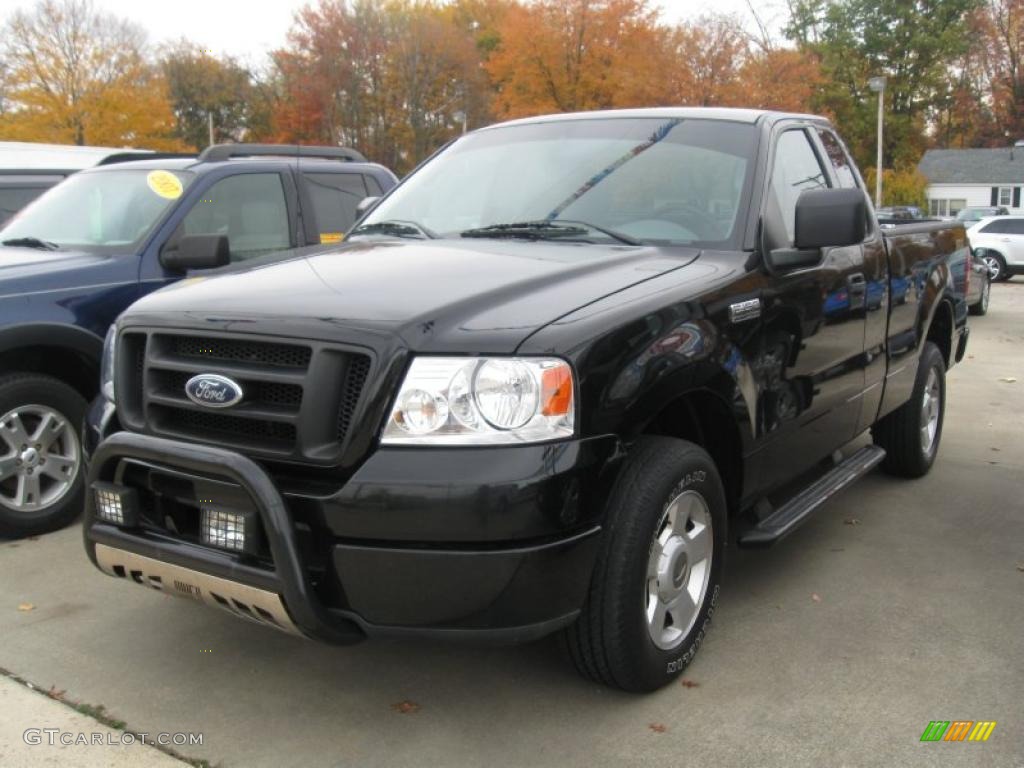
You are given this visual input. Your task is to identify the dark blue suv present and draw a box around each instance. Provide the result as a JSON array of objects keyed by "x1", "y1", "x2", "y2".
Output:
[{"x1": 0, "y1": 144, "x2": 397, "y2": 536}]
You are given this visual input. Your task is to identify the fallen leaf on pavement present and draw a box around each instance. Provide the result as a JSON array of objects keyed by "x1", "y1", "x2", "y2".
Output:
[
  {"x1": 1016, "y1": 562, "x2": 1024, "y2": 572},
  {"x1": 811, "y1": 593, "x2": 822, "y2": 603},
  {"x1": 47, "y1": 686, "x2": 65, "y2": 700},
  {"x1": 391, "y1": 700, "x2": 420, "y2": 714},
  {"x1": 17, "y1": 603, "x2": 34, "y2": 612},
  {"x1": 649, "y1": 723, "x2": 667, "y2": 733},
  {"x1": 998, "y1": 377, "x2": 1017, "y2": 383},
  {"x1": 843, "y1": 518, "x2": 860, "y2": 525},
  {"x1": 680, "y1": 679, "x2": 700, "y2": 688}
]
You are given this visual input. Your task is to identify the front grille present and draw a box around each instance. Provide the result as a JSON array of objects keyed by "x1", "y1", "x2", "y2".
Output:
[
  {"x1": 173, "y1": 336, "x2": 312, "y2": 369},
  {"x1": 118, "y1": 330, "x2": 373, "y2": 463}
]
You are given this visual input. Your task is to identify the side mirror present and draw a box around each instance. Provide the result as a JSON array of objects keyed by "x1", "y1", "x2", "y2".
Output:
[
  {"x1": 794, "y1": 188, "x2": 866, "y2": 250},
  {"x1": 356, "y1": 196, "x2": 381, "y2": 217},
  {"x1": 160, "y1": 234, "x2": 230, "y2": 271}
]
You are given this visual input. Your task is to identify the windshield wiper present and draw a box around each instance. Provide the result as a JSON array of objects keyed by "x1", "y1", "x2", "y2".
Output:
[
  {"x1": 460, "y1": 220, "x2": 641, "y2": 245},
  {"x1": 2, "y1": 237, "x2": 60, "y2": 251},
  {"x1": 349, "y1": 220, "x2": 436, "y2": 239}
]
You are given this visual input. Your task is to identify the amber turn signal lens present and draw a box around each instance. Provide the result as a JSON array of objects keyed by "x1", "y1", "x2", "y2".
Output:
[{"x1": 541, "y1": 365, "x2": 573, "y2": 416}]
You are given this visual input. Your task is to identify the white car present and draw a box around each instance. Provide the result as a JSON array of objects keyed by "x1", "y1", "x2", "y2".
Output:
[{"x1": 967, "y1": 215, "x2": 1024, "y2": 281}]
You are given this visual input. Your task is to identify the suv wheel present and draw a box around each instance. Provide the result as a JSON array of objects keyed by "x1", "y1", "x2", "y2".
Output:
[
  {"x1": 0, "y1": 374, "x2": 87, "y2": 537},
  {"x1": 871, "y1": 342, "x2": 946, "y2": 478},
  {"x1": 564, "y1": 436, "x2": 726, "y2": 692},
  {"x1": 978, "y1": 250, "x2": 1007, "y2": 282}
]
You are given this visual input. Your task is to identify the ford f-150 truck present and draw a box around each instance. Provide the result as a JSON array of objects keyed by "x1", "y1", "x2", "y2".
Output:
[
  {"x1": 82, "y1": 109, "x2": 969, "y2": 692},
  {"x1": 0, "y1": 144, "x2": 396, "y2": 536}
]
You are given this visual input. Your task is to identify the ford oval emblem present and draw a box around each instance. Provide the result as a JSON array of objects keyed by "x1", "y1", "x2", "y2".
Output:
[{"x1": 185, "y1": 374, "x2": 244, "y2": 409}]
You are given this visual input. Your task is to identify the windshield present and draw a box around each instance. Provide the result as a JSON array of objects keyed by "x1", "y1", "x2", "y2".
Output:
[
  {"x1": 354, "y1": 117, "x2": 757, "y2": 248},
  {"x1": 0, "y1": 168, "x2": 194, "y2": 251}
]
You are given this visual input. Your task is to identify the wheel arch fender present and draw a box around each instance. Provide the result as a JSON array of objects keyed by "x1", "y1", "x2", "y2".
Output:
[{"x1": 0, "y1": 324, "x2": 104, "y2": 400}]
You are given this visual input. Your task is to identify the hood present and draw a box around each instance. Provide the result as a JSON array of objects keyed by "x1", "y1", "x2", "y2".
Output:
[
  {"x1": 0, "y1": 245, "x2": 111, "y2": 287},
  {"x1": 125, "y1": 238, "x2": 700, "y2": 353}
]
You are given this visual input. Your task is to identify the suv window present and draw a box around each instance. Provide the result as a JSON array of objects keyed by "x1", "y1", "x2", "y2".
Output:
[
  {"x1": 816, "y1": 130, "x2": 858, "y2": 189},
  {"x1": 980, "y1": 219, "x2": 1009, "y2": 234},
  {"x1": 770, "y1": 129, "x2": 829, "y2": 242},
  {"x1": 302, "y1": 172, "x2": 367, "y2": 241},
  {"x1": 181, "y1": 173, "x2": 290, "y2": 261},
  {"x1": 1005, "y1": 219, "x2": 1024, "y2": 235}
]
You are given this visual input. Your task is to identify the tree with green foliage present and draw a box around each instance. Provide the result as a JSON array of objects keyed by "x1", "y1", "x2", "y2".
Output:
[
  {"x1": 786, "y1": 0, "x2": 979, "y2": 169},
  {"x1": 161, "y1": 42, "x2": 263, "y2": 150}
]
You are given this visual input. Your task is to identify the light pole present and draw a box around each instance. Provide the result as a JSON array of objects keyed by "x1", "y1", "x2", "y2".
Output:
[{"x1": 868, "y1": 76, "x2": 887, "y2": 208}]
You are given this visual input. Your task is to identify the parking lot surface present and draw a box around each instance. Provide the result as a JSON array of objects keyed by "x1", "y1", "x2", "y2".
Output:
[{"x1": 3, "y1": 283, "x2": 1023, "y2": 768}]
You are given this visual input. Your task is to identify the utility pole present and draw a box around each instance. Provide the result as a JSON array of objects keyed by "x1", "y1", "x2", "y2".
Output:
[
  {"x1": 868, "y1": 76, "x2": 887, "y2": 208},
  {"x1": 208, "y1": 112, "x2": 214, "y2": 148}
]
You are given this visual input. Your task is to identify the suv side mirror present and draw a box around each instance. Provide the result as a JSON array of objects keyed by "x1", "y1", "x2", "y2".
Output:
[
  {"x1": 795, "y1": 188, "x2": 866, "y2": 249},
  {"x1": 356, "y1": 196, "x2": 381, "y2": 217},
  {"x1": 160, "y1": 234, "x2": 230, "y2": 271}
]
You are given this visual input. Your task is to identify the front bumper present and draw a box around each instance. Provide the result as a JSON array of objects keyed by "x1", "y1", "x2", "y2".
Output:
[{"x1": 83, "y1": 429, "x2": 617, "y2": 644}]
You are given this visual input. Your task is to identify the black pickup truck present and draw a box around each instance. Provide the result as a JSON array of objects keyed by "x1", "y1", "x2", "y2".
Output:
[{"x1": 82, "y1": 109, "x2": 969, "y2": 692}]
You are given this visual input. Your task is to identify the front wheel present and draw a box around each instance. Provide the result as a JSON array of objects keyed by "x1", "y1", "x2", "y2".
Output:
[
  {"x1": 0, "y1": 374, "x2": 87, "y2": 538},
  {"x1": 978, "y1": 250, "x2": 1008, "y2": 282},
  {"x1": 564, "y1": 436, "x2": 726, "y2": 692},
  {"x1": 871, "y1": 342, "x2": 946, "y2": 478}
]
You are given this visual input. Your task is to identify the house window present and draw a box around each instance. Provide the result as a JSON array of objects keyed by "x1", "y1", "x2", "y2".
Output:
[
  {"x1": 998, "y1": 186, "x2": 1013, "y2": 206},
  {"x1": 949, "y1": 199, "x2": 967, "y2": 215},
  {"x1": 929, "y1": 199, "x2": 967, "y2": 216}
]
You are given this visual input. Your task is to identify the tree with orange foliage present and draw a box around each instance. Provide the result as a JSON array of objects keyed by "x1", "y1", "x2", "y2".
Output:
[
  {"x1": 0, "y1": 0, "x2": 183, "y2": 149},
  {"x1": 486, "y1": 0, "x2": 669, "y2": 119}
]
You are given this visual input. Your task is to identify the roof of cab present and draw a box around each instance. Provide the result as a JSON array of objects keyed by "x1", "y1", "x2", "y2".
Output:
[{"x1": 483, "y1": 107, "x2": 828, "y2": 131}]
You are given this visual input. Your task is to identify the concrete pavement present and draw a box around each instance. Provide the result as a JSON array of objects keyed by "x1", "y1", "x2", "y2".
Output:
[{"x1": 2, "y1": 282, "x2": 1022, "y2": 767}]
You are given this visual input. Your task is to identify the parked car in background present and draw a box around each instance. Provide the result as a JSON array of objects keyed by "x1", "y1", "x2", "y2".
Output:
[
  {"x1": 956, "y1": 205, "x2": 1009, "y2": 225},
  {"x1": 876, "y1": 205, "x2": 926, "y2": 222},
  {"x1": 0, "y1": 144, "x2": 397, "y2": 537},
  {"x1": 0, "y1": 142, "x2": 168, "y2": 224},
  {"x1": 967, "y1": 215, "x2": 1024, "y2": 281},
  {"x1": 967, "y1": 251, "x2": 991, "y2": 315}
]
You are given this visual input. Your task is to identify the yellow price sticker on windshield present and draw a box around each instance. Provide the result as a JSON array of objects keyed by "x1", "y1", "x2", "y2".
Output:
[
  {"x1": 146, "y1": 170, "x2": 183, "y2": 200},
  {"x1": 320, "y1": 233, "x2": 344, "y2": 244}
]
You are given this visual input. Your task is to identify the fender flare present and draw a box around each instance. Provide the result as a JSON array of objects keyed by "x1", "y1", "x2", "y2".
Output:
[{"x1": 0, "y1": 323, "x2": 104, "y2": 366}]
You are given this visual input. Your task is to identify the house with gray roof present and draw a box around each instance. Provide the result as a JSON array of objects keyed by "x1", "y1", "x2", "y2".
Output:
[{"x1": 917, "y1": 144, "x2": 1024, "y2": 216}]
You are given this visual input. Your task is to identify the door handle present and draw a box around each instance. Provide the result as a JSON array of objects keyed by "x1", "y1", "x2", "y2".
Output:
[{"x1": 847, "y1": 273, "x2": 867, "y2": 308}]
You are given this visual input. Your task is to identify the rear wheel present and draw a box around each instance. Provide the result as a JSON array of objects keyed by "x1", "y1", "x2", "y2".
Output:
[
  {"x1": 0, "y1": 374, "x2": 87, "y2": 537},
  {"x1": 871, "y1": 342, "x2": 945, "y2": 478},
  {"x1": 969, "y1": 278, "x2": 990, "y2": 316},
  {"x1": 564, "y1": 436, "x2": 726, "y2": 692}
]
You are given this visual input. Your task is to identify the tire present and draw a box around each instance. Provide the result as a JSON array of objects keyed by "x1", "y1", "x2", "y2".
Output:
[
  {"x1": 0, "y1": 374, "x2": 88, "y2": 537},
  {"x1": 978, "y1": 250, "x2": 1008, "y2": 282},
  {"x1": 564, "y1": 436, "x2": 727, "y2": 692},
  {"x1": 969, "y1": 278, "x2": 990, "y2": 316},
  {"x1": 871, "y1": 342, "x2": 945, "y2": 478}
]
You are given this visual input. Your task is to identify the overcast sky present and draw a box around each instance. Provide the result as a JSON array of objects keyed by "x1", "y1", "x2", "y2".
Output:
[{"x1": 3, "y1": 0, "x2": 786, "y2": 67}]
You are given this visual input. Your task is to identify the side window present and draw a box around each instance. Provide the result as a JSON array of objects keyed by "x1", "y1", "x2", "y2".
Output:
[
  {"x1": 770, "y1": 129, "x2": 829, "y2": 243},
  {"x1": 980, "y1": 220, "x2": 1007, "y2": 234},
  {"x1": 302, "y1": 172, "x2": 367, "y2": 240},
  {"x1": 816, "y1": 130, "x2": 859, "y2": 189},
  {"x1": 1004, "y1": 219, "x2": 1024, "y2": 235},
  {"x1": 181, "y1": 173, "x2": 290, "y2": 262},
  {"x1": 364, "y1": 174, "x2": 384, "y2": 197}
]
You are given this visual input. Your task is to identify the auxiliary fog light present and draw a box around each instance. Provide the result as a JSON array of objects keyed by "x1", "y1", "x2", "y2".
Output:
[
  {"x1": 200, "y1": 504, "x2": 260, "y2": 555},
  {"x1": 92, "y1": 482, "x2": 139, "y2": 527}
]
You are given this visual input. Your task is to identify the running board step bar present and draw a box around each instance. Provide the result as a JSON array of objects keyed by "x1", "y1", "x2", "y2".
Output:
[{"x1": 738, "y1": 445, "x2": 886, "y2": 548}]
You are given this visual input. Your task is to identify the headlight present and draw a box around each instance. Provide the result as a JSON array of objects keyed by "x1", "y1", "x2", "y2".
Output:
[
  {"x1": 381, "y1": 357, "x2": 574, "y2": 445},
  {"x1": 100, "y1": 326, "x2": 116, "y2": 403}
]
